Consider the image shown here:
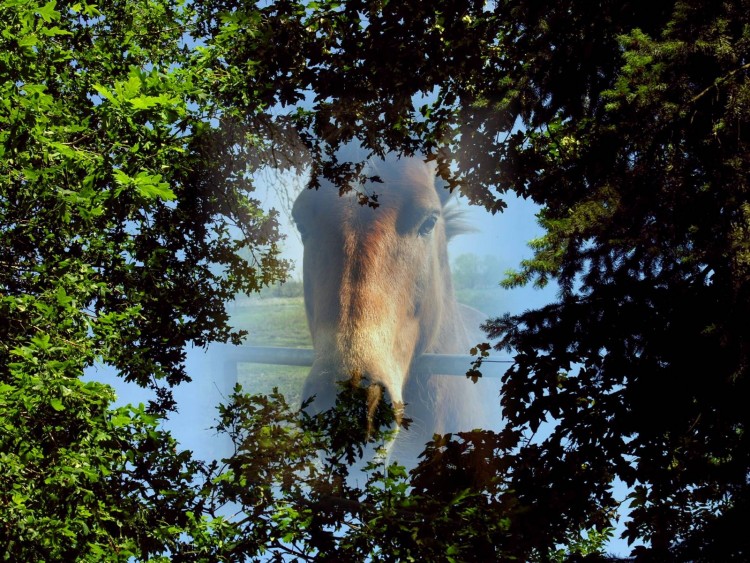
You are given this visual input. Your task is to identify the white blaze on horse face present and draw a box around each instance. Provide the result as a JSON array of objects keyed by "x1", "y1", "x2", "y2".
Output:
[{"x1": 293, "y1": 156, "x2": 449, "y2": 422}]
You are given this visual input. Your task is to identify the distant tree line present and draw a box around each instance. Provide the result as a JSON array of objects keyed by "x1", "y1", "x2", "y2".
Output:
[
  {"x1": 451, "y1": 253, "x2": 504, "y2": 290},
  {"x1": 257, "y1": 278, "x2": 305, "y2": 299}
]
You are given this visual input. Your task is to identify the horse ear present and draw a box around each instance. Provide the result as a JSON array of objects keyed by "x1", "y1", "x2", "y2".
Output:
[
  {"x1": 435, "y1": 175, "x2": 476, "y2": 240},
  {"x1": 443, "y1": 206, "x2": 474, "y2": 240}
]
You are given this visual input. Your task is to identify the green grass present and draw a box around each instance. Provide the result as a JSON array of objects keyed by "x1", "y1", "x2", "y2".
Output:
[
  {"x1": 236, "y1": 363, "x2": 308, "y2": 409},
  {"x1": 229, "y1": 296, "x2": 311, "y2": 348},
  {"x1": 229, "y1": 296, "x2": 311, "y2": 407}
]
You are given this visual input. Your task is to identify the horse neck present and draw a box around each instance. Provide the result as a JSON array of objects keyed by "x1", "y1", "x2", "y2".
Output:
[
  {"x1": 427, "y1": 296, "x2": 473, "y2": 354},
  {"x1": 401, "y1": 293, "x2": 487, "y2": 447},
  {"x1": 426, "y1": 234, "x2": 481, "y2": 354}
]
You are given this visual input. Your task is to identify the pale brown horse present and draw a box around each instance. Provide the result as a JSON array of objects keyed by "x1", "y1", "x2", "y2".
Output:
[{"x1": 292, "y1": 152, "x2": 497, "y2": 464}]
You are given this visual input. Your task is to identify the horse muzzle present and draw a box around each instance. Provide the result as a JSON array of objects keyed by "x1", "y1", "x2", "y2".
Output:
[{"x1": 302, "y1": 360, "x2": 406, "y2": 440}]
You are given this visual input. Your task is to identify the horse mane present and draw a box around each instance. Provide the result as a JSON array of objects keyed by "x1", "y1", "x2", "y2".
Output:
[{"x1": 443, "y1": 205, "x2": 476, "y2": 241}]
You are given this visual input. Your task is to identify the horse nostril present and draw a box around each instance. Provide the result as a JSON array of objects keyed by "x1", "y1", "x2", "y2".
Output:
[
  {"x1": 302, "y1": 365, "x2": 404, "y2": 432},
  {"x1": 373, "y1": 385, "x2": 402, "y2": 424},
  {"x1": 365, "y1": 383, "x2": 407, "y2": 439},
  {"x1": 365, "y1": 384, "x2": 382, "y2": 439}
]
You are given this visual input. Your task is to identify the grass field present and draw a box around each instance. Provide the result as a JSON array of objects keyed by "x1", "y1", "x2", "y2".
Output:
[
  {"x1": 229, "y1": 296, "x2": 311, "y2": 348},
  {"x1": 228, "y1": 297, "x2": 310, "y2": 408}
]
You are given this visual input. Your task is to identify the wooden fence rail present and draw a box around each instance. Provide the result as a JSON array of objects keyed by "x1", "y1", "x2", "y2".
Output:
[{"x1": 218, "y1": 345, "x2": 512, "y2": 382}]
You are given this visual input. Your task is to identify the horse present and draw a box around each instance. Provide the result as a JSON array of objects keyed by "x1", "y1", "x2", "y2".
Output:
[{"x1": 292, "y1": 151, "x2": 498, "y2": 466}]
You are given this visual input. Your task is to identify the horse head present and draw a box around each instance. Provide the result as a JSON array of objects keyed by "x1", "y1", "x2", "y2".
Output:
[{"x1": 292, "y1": 152, "x2": 488, "y2": 456}]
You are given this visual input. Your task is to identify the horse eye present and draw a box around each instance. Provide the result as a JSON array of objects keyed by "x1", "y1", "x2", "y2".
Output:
[{"x1": 418, "y1": 215, "x2": 438, "y2": 237}]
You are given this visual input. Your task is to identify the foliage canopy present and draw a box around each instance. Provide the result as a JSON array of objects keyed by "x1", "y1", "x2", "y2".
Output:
[
  {"x1": 229, "y1": 1, "x2": 747, "y2": 558},
  {"x1": 1, "y1": 0, "x2": 748, "y2": 560},
  {"x1": 0, "y1": 0, "x2": 287, "y2": 558}
]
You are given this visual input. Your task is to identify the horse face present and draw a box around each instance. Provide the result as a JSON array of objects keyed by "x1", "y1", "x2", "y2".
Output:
[{"x1": 292, "y1": 156, "x2": 452, "y2": 428}]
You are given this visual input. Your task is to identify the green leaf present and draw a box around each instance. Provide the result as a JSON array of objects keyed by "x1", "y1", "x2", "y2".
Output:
[
  {"x1": 92, "y1": 84, "x2": 117, "y2": 104},
  {"x1": 49, "y1": 398, "x2": 65, "y2": 411},
  {"x1": 133, "y1": 171, "x2": 176, "y2": 201},
  {"x1": 36, "y1": 0, "x2": 60, "y2": 23},
  {"x1": 31, "y1": 334, "x2": 52, "y2": 351},
  {"x1": 40, "y1": 26, "x2": 72, "y2": 37},
  {"x1": 129, "y1": 96, "x2": 161, "y2": 110},
  {"x1": 18, "y1": 35, "x2": 38, "y2": 48},
  {"x1": 122, "y1": 72, "x2": 142, "y2": 99},
  {"x1": 55, "y1": 285, "x2": 72, "y2": 307},
  {"x1": 110, "y1": 414, "x2": 132, "y2": 427}
]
